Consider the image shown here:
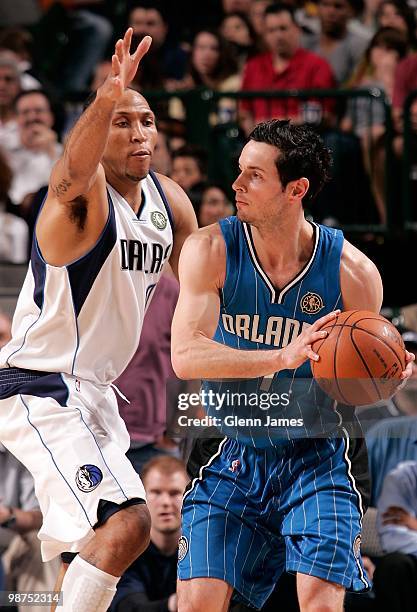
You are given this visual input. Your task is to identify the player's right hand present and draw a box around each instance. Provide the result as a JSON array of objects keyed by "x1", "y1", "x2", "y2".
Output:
[
  {"x1": 279, "y1": 310, "x2": 341, "y2": 371},
  {"x1": 98, "y1": 28, "x2": 152, "y2": 102}
]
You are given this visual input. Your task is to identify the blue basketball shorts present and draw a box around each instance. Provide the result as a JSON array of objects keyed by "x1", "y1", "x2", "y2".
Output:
[{"x1": 179, "y1": 435, "x2": 370, "y2": 610}]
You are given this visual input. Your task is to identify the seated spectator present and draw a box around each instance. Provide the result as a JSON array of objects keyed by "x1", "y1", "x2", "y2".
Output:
[
  {"x1": 115, "y1": 273, "x2": 180, "y2": 475},
  {"x1": 222, "y1": 0, "x2": 252, "y2": 15},
  {"x1": 374, "y1": 460, "x2": 417, "y2": 612},
  {"x1": 220, "y1": 11, "x2": 260, "y2": 68},
  {"x1": 151, "y1": 131, "x2": 173, "y2": 176},
  {"x1": 109, "y1": 456, "x2": 188, "y2": 612},
  {"x1": 0, "y1": 29, "x2": 42, "y2": 91},
  {"x1": 376, "y1": 0, "x2": 416, "y2": 47},
  {"x1": 7, "y1": 89, "x2": 62, "y2": 211},
  {"x1": 198, "y1": 184, "x2": 233, "y2": 227},
  {"x1": 248, "y1": 0, "x2": 273, "y2": 39},
  {"x1": 168, "y1": 29, "x2": 240, "y2": 124},
  {"x1": 240, "y1": 3, "x2": 336, "y2": 134},
  {"x1": 343, "y1": 27, "x2": 408, "y2": 138},
  {"x1": 129, "y1": 0, "x2": 188, "y2": 87},
  {"x1": 0, "y1": 442, "x2": 60, "y2": 612},
  {"x1": 170, "y1": 145, "x2": 208, "y2": 208},
  {"x1": 301, "y1": 0, "x2": 370, "y2": 85},
  {"x1": 0, "y1": 53, "x2": 21, "y2": 153},
  {"x1": 0, "y1": 147, "x2": 28, "y2": 263}
]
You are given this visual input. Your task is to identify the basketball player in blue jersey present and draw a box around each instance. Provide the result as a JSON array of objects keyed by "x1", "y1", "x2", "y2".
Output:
[
  {"x1": 172, "y1": 120, "x2": 414, "y2": 612},
  {"x1": 0, "y1": 30, "x2": 197, "y2": 612}
]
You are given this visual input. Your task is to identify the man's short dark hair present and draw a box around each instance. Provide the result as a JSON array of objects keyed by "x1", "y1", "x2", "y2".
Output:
[
  {"x1": 265, "y1": 2, "x2": 297, "y2": 23},
  {"x1": 128, "y1": 0, "x2": 169, "y2": 23},
  {"x1": 14, "y1": 88, "x2": 52, "y2": 110},
  {"x1": 172, "y1": 145, "x2": 208, "y2": 175},
  {"x1": 249, "y1": 119, "x2": 332, "y2": 206}
]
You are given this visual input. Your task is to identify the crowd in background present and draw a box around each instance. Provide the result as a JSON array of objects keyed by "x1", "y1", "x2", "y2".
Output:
[
  {"x1": 0, "y1": 1, "x2": 417, "y2": 612},
  {"x1": 0, "y1": 0, "x2": 417, "y2": 259}
]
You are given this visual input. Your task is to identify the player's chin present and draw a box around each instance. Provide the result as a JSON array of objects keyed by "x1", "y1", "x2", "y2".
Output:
[{"x1": 126, "y1": 169, "x2": 150, "y2": 182}]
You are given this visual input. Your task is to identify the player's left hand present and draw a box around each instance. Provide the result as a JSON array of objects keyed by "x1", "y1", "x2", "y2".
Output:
[
  {"x1": 400, "y1": 350, "x2": 415, "y2": 381},
  {"x1": 382, "y1": 505, "x2": 417, "y2": 530}
]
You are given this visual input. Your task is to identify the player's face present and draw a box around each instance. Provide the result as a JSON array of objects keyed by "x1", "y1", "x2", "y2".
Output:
[
  {"x1": 144, "y1": 469, "x2": 188, "y2": 535},
  {"x1": 103, "y1": 90, "x2": 157, "y2": 183},
  {"x1": 233, "y1": 140, "x2": 287, "y2": 225}
]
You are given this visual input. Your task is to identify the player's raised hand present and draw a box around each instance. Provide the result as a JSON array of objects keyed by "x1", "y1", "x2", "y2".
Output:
[
  {"x1": 279, "y1": 310, "x2": 341, "y2": 371},
  {"x1": 99, "y1": 29, "x2": 152, "y2": 102}
]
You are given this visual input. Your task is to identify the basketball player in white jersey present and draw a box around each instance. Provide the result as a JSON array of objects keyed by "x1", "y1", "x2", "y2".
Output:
[{"x1": 0, "y1": 30, "x2": 197, "y2": 612}]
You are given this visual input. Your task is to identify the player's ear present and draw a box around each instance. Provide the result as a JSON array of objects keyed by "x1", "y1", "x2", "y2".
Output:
[{"x1": 288, "y1": 178, "x2": 309, "y2": 201}]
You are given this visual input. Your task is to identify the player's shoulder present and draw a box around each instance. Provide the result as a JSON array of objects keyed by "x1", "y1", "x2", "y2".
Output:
[
  {"x1": 153, "y1": 172, "x2": 196, "y2": 229},
  {"x1": 340, "y1": 239, "x2": 380, "y2": 279},
  {"x1": 183, "y1": 222, "x2": 225, "y2": 254}
]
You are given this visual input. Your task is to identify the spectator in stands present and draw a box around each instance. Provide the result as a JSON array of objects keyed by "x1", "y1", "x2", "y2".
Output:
[
  {"x1": 0, "y1": 148, "x2": 28, "y2": 263},
  {"x1": 0, "y1": 29, "x2": 42, "y2": 91},
  {"x1": 240, "y1": 3, "x2": 335, "y2": 134},
  {"x1": 220, "y1": 12, "x2": 260, "y2": 68},
  {"x1": 109, "y1": 456, "x2": 188, "y2": 612},
  {"x1": 129, "y1": 1, "x2": 188, "y2": 88},
  {"x1": 115, "y1": 274, "x2": 180, "y2": 475},
  {"x1": 0, "y1": 443, "x2": 59, "y2": 612},
  {"x1": 170, "y1": 145, "x2": 208, "y2": 207},
  {"x1": 38, "y1": 0, "x2": 112, "y2": 95},
  {"x1": 248, "y1": 0, "x2": 273, "y2": 37},
  {"x1": 0, "y1": 54, "x2": 21, "y2": 153},
  {"x1": 198, "y1": 184, "x2": 233, "y2": 227},
  {"x1": 301, "y1": 0, "x2": 370, "y2": 84},
  {"x1": 7, "y1": 89, "x2": 62, "y2": 211},
  {"x1": 151, "y1": 131, "x2": 172, "y2": 176},
  {"x1": 374, "y1": 460, "x2": 417, "y2": 612},
  {"x1": 222, "y1": 0, "x2": 252, "y2": 15},
  {"x1": 392, "y1": 50, "x2": 417, "y2": 132},
  {"x1": 376, "y1": 0, "x2": 416, "y2": 47},
  {"x1": 343, "y1": 26, "x2": 408, "y2": 138}
]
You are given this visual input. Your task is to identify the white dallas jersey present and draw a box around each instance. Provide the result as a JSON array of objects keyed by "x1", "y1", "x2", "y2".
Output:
[{"x1": 0, "y1": 171, "x2": 173, "y2": 385}]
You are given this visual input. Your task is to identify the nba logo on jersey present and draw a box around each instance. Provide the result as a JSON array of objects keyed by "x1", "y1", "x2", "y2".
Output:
[{"x1": 75, "y1": 465, "x2": 103, "y2": 492}]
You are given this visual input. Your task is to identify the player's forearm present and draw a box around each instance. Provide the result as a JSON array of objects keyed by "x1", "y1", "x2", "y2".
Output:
[
  {"x1": 172, "y1": 335, "x2": 283, "y2": 379},
  {"x1": 51, "y1": 93, "x2": 115, "y2": 199}
]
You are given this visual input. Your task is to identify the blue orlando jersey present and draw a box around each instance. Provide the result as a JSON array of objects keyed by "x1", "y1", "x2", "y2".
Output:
[{"x1": 203, "y1": 217, "x2": 344, "y2": 446}]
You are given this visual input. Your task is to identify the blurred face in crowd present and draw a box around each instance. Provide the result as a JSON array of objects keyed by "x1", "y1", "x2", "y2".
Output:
[
  {"x1": 318, "y1": 0, "x2": 353, "y2": 36},
  {"x1": 144, "y1": 468, "x2": 188, "y2": 535},
  {"x1": 103, "y1": 89, "x2": 158, "y2": 183},
  {"x1": 16, "y1": 92, "x2": 54, "y2": 148},
  {"x1": 378, "y1": 3, "x2": 408, "y2": 35},
  {"x1": 0, "y1": 65, "x2": 20, "y2": 111},
  {"x1": 129, "y1": 7, "x2": 168, "y2": 47},
  {"x1": 199, "y1": 186, "x2": 229, "y2": 227},
  {"x1": 151, "y1": 131, "x2": 172, "y2": 175},
  {"x1": 171, "y1": 155, "x2": 204, "y2": 191},
  {"x1": 221, "y1": 14, "x2": 252, "y2": 47},
  {"x1": 249, "y1": 0, "x2": 272, "y2": 35},
  {"x1": 264, "y1": 11, "x2": 300, "y2": 58},
  {"x1": 369, "y1": 44, "x2": 400, "y2": 73},
  {"x1": 192, "y1": 32, "x2": 220, "y2": 77},
  {"x1": 222, "y1": 0, "x2": 251, "y2": 14}
]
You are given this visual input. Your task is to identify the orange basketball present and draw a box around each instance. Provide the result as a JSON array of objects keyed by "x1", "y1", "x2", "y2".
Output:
[{"x1": 311, "y1": 310, "x2": 406, "y2": 406}]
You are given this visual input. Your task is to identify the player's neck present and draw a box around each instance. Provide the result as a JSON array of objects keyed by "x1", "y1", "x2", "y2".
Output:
[
  {"x1": 106, "y1": 174, "x2": 143, "y2": 213},
  {"x1": 150, "y1": 528, "x2": 180, "y2": 556},
  {"x1": 252, "y1": 214, "x2": 313, "y2": 269}
]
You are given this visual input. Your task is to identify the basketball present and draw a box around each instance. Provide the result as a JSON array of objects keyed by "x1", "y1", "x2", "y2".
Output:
[{"x1": 311, "y1": 310, "x2": 407, "y2": 406}]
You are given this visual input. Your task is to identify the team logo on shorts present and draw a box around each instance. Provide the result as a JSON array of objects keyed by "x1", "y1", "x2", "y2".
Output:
[
  {"x1": 178, "y1": 536, "x2": 188, "y2": 562},
  {"x1": 300, "y1": 292, "x2": 324, "y2": 315},
  {"x1": 353, "y1": 534, "x2": 361, "y2": 558},
  {"x1": 229, "y1": 459, "x2": 241, "y2": 473},
  {"x1": 150, "y1": 211, "x2": 167, "y2": 230},
  {"x1": 75, "y1": 465, "x2": 103, "y2": 492}
]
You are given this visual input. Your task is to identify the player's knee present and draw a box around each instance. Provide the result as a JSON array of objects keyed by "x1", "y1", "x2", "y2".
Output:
[{"x1": 104, "y1": 503, "x2": 151, "y2": 560}]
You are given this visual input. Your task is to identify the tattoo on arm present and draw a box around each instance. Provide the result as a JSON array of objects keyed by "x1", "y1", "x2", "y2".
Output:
[{"x1": 51, "y1": 178, "x2": 72, "y2": 198}]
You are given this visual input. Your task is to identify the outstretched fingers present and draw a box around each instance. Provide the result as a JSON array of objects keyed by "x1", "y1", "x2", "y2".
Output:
[{"x1": 133, "y1": 35, "x2": 152, "y2": 63}]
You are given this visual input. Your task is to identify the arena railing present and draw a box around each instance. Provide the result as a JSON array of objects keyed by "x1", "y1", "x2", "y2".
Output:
[{"x1": 402, "y1": 89, "x2": 417, "y2": 231}]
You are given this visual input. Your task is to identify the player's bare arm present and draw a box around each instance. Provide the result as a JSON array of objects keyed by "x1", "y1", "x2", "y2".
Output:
[
  {"x1": 36, "y1": 29, "x2": 152, "y2": 266},
  {"x1": 340, "y1": 240, "x2": 414, "y2": 378},
  {"x1": 171, "y1": 224, "x2": 339, "y2": 380},
  {"x1": 155, "y1": 174, "x2": 198, "y2": 279}
]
